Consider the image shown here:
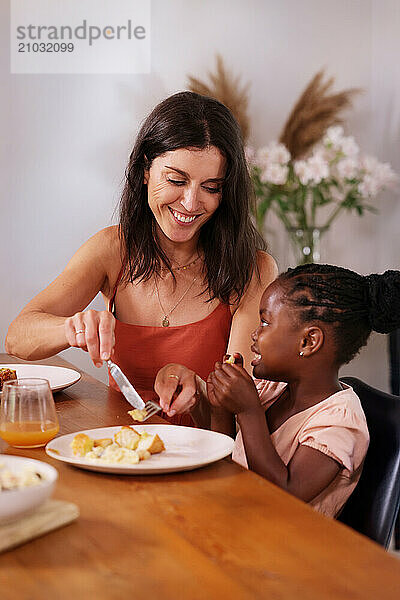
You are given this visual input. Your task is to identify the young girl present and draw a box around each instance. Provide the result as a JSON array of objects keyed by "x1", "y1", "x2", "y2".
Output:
[{"x1": 156, "y1": 264, "x2": 400, "y2": 517}]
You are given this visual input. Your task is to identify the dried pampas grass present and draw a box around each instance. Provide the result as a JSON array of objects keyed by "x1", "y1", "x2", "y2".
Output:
[
  {"x1": 187, "y1": 54, "x2": 250, "y2": 142},
  {"x1": 279, "y1": 71, "x2": 361, "y2": 159}
]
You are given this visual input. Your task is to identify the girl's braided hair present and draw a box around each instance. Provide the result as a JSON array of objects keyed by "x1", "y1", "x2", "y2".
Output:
[{"x1": 278, "y1": 264, "x2": 400, "y2": 365}]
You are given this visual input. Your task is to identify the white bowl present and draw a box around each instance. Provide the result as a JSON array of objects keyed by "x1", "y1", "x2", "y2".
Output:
[{"x1": 0, "y1": 455, "x2": 58, "y2": 524}]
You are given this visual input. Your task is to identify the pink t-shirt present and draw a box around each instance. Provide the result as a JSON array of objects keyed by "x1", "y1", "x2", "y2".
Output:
[{"x1": 232, "y1": 380, "x2": 370, "y2": 517}]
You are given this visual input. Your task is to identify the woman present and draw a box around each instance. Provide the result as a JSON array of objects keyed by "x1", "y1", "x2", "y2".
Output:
[{"x1": 6, "y1": 91, "x2": 277, "y2": 425}]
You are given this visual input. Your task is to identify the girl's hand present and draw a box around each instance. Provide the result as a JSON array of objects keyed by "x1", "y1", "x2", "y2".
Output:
[
  {"x1": 207, "y1": 353, "x2": 260, "y2": 415},
  {"x1": 154, "y1": 364, "x2": 199, "y2": 417},
  {"x1": 64, "y1": 310, "x2": 116, "y2": 368}
]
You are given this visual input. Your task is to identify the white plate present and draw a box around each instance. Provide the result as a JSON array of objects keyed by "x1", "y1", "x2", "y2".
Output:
[
  {"x1": 0, "y1": 364, "x2": 81, "y2": 392},
  {"x1": 46, "y1": 425, "x2": 234, "y2": 474},
  {"x1": 0, "y1": 455, "x2": 58, "y2": 524}
]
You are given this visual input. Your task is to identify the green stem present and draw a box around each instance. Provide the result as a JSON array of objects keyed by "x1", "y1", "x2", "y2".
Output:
[{"x1": 324, "y1": 204, "x2": 343, "y2": 229}]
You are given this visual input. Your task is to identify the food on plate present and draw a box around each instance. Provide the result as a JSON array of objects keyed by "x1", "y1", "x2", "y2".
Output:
[
  {"x1": 0, "y1": 368, "x2": 17, "y2": 391},
  {"x1": 70, "y1": 426, "x2": 165, "y2": 464},
  {"x1": 93, "y1": 438, "x2": 113, "y2": 449},
  {"x1": 0, "y1": 462, "x2": 44, "y2": 491},
  {"x1": 114, "y1": 426, "x2": 140, "y2": 450},
  {"x1": 137, "y1": 432, "x2": 165, "y2": 455},
  {"x1": 71, "y1": 433, "x2": 94, "y2": 457},
  {"x1": 128, "y1": 408, "x2": 148, "y2": 422}
]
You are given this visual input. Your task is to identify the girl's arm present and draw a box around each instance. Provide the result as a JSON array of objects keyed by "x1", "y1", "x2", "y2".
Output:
[
  {"x1": 238, "y1": 410, "x2": 341, "y2": 501},
  {"x1": 5, "y1": 227, "x2": 119, "y2": 366},
  {"x1": 209, "y1": 362, "x2": 341, "y2": 501}
]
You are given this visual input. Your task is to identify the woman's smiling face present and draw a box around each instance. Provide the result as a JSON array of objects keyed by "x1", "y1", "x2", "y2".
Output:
[{"x1": 144, "y1": 146, "x2": 226, "y2": 245}]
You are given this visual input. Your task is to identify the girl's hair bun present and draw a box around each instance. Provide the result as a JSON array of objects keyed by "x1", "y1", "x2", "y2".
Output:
[{"x1": 364, "y1": 270, "x2": 400, "y2": 333}]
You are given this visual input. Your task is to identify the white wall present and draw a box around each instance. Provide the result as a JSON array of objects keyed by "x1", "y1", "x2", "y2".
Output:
[{"x1": 1, "y1": 0, "x2": 399, "y2": 390}]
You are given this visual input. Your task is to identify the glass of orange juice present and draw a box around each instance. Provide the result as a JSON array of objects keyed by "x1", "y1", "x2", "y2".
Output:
[{"x1": 0, "y1": 378, "x2": 59, "y2": 448}]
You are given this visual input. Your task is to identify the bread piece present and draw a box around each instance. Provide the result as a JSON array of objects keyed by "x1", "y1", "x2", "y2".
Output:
[
  {"x1": 71, "y1": 433, "x2": 94, "y2": 456},
  {"x1": 128, "y1": 408, "x2": 148, "y2": 422},
  {"x1": 114, "y1": 426, "x2": 140, "y2": 450},
  {"x1": 0, "y1": 368, "x2": 17, "y2": 391},
  {"x1": 137, "y1": 433, "x2": 165, "y2": 455},
  {"x1": 93, "y1": 438, "x2": 113, "y2": 448},
  {"x1": 223, "y1": 354, "x2": 235, "y2": 365},
  {"x1": 137, "y1": 449, "x2": 151, "y2": 461}
]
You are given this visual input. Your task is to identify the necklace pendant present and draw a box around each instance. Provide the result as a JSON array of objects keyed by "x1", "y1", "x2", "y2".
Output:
[{"x1": 162, "y1": 316, "x2": 170, "y2": 327}]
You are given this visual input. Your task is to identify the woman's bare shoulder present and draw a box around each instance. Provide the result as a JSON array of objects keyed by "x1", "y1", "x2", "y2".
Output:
[
  {"x1": 230, "y1": 251, "x2": 277, "y2": 313},
  {"x1": 256, "y1": 250, "x2": 278, "y2": 286},
  {"x1": 85, "y1": 226, "x2": 123, "y2": 293}
]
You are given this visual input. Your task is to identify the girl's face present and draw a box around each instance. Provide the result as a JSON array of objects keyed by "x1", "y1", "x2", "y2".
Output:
[
  {"x1": 144, "y1": 146, "x2": 226, "y2": 246},
  {"x1": 251, "y1": 281, "x2": 303, "y2": 381}
]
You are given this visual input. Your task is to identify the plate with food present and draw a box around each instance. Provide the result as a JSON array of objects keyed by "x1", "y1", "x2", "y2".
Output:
[
  {"x1": 0, "y1": 364, "x2": 81, "y2": 393},
  {"x1": 46, "y1": 424, "x2": 234, "y2": 474}
]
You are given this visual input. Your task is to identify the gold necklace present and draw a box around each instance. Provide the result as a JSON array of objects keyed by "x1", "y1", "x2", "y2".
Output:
[
  {"x1": 154, "y1": 275, "x2": 197, "y2": 327},
  {"x1": 160, "y1": 254, "x2": 201, "y2": 273}
]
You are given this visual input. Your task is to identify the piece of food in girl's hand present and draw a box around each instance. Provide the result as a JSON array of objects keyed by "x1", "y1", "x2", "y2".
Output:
[
  {"x1": 0, "y1": 368, "x2": 17, "y2": 391},
  {"x1": 114, "y1": 426, "x2": 140, "y2": 450},
  {"x1": 128, "y1": 408, "x2": 148, "y2": 422},
  {"x1": 223, "y1": 354, "x2": 235, "y2": 364},
  {"x1": 71, "y1": 433, "x2": 94, "y2": 456},
  {"x1": 223, "y1": 353, "x2": 243, "y2": 365}
]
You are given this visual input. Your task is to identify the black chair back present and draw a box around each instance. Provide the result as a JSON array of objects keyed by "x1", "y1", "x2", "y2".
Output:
[
  {"x1": 338, "y1": 377, "x2": 400, "y2": 548},
  {"x1": 389, "y1": 329, "x2": 400, "y2": 396}
]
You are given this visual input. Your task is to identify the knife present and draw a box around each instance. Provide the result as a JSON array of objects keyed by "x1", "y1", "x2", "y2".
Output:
[{"x1": 107, "y1": 359, "x2": 146, "y2": 410}]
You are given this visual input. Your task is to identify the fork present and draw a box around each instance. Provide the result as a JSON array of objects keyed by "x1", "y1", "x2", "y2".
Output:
[{"x1": 107, "y1": 359, "x2": 161, "y2": 421}]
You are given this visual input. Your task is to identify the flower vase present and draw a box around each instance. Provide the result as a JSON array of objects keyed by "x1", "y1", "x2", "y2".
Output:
[{"x1": 288, "y1": 227, "x2": 327, "y2": 265}]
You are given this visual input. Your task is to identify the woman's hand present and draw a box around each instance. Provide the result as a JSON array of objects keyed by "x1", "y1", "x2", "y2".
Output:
[
  {"x1": 207, "y1": 354, "x2": 261, "y2": 416},
  {"x1": 64, "y1": 310, "x2": 116, "y2": 367},
  {"x1": 154, "y1": 364, "x2": 200, "y2": 417}
]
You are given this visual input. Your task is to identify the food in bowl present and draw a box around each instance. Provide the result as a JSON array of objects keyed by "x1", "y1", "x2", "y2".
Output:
[
  {"x1": 0, "y1": 456, "x2": 58, "y2": 523},
  {"x1": 70, "y1": 426, "x2": 165, "y2": 465},
  {"x1": 0, "y1": 463, "x2": 44, "y2": 491},
  {"x1": 0, "y1": 368, "x2": 17, "y2": 391}
]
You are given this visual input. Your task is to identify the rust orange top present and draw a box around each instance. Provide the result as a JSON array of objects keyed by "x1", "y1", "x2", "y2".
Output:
[{"x1": 108, "y1": 272, "x2": 232, "y2": 426}]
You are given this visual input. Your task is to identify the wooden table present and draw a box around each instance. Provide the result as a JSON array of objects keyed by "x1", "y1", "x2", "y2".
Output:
[{"x1": 1, "y1": 355, "x2": 399, "y2": 599}]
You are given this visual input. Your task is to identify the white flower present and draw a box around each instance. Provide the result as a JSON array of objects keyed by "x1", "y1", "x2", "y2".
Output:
[
  {"x1": 268, "y1": 142, "x2": 291, "y2": 165},
  {"x1": 260, "y1": 163, "x2": 289, "y2": 185},
  {"x1": 358, "y1": 175, "x2": 379, "y2": 197},
  {"x1": 294, "y1": 160, "x2": 313, "y2": 185},
  {"x1": 339, "y1": 135, "x2": 359, "y2": 157},
  {"x1": 323, "y1": 125, "x2": 344, "y2": 147},
  {"x1": 359, "y1": 155, "x2": 398, "y2": 196},
  {"x1": 256, "y1": 142, "x2": 290, "y2": 168},
  {"x1": 336, "y1": 157, "x2": 359, "y2": 180},
  {"x1": 323, "y1": 127, "x2": 359, "y2": 158},
  {"x1": 244, "y1": 145, "x2": 256, "y2": 165},
  {"x1": 375, "y1": 162, "x2": 398, "y2": 188},
  {"x1": 306, "y1": 152, "x2": 330, "y2": 184}
]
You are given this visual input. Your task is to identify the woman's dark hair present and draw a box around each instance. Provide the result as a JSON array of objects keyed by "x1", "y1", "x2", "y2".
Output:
[
  {"x1": 278, "y1": 263, "x2": 400, "y2": 365},
  {"x1": 119, "y1": 91, "x2": 266, "y2": 303}
]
